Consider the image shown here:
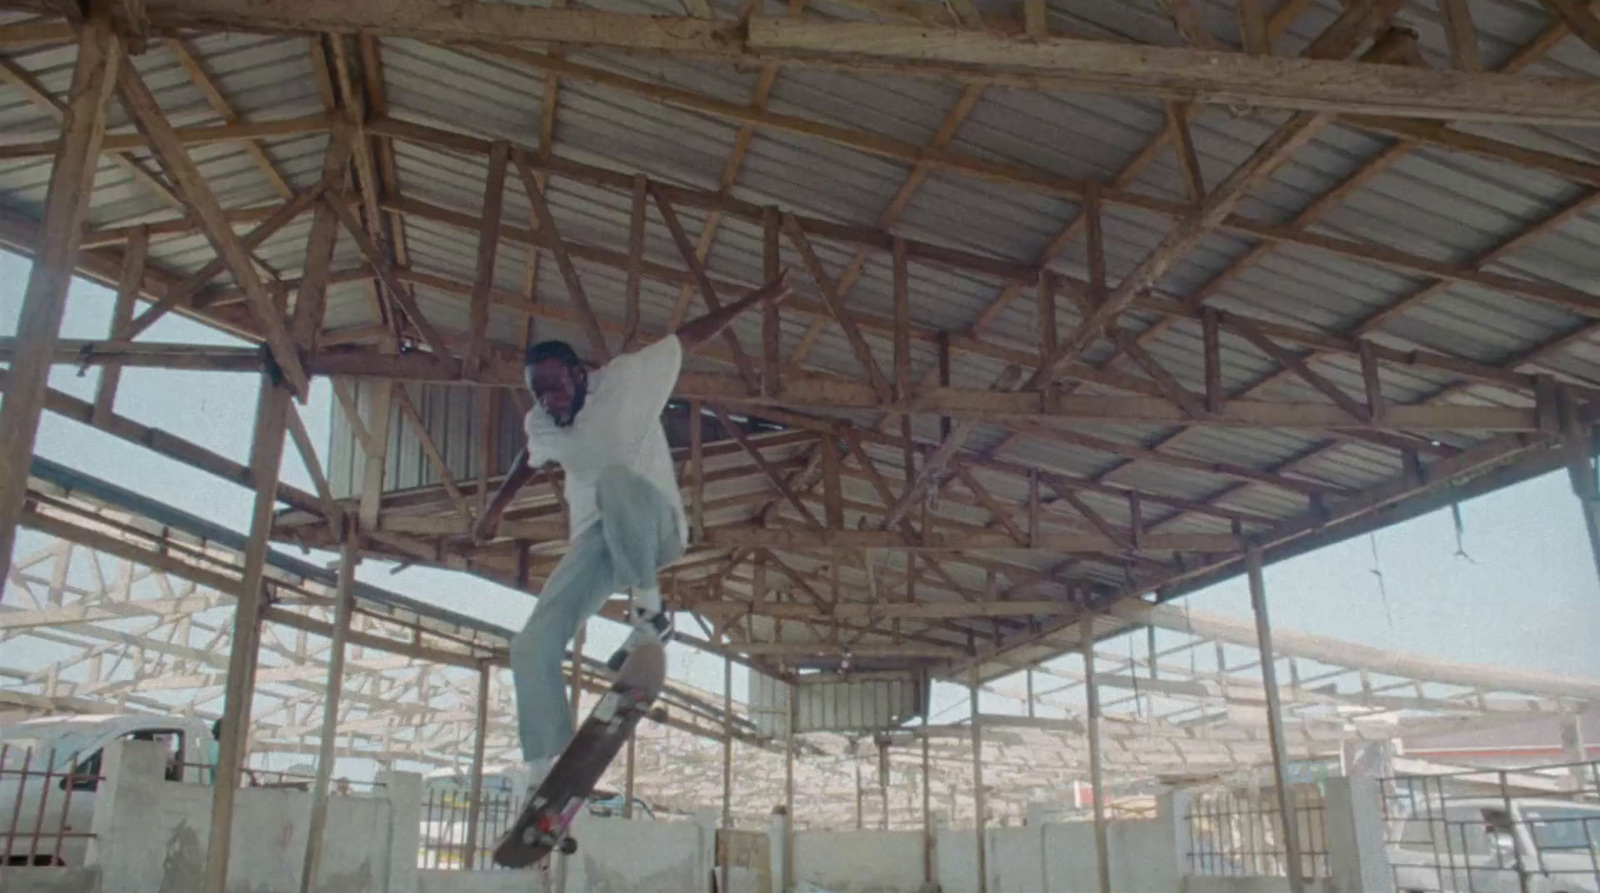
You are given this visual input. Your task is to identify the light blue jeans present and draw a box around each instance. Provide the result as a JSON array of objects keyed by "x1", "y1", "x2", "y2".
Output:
[{"x1": 510, "y1": 465, "x2": 683, "y2": 763}]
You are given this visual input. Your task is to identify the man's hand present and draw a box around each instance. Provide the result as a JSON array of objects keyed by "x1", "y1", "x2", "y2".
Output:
[
  {"x1": 751, "y1": 269, "x2": 791, "y2": 309},
  {"x1": 676, "y1": 269, "x2": 793, "y2": 352},
  {"x1": 469, "y1": 506, "x2": 501, "y2": 545}
]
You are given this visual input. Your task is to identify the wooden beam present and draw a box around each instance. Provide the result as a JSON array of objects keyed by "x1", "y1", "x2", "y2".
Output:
[
  {"x1": 1110, "y1": 328, "x2": 1207, "y2": 418},
  {"x1": 114, "y1": 63, "x2": 311, "y2": 397},
  {"x1": 782, "y1": 213, "x2": 895, "y2": 403},
  {"x1": 323, "y1": 196, "x2": 450, "y2": 356},
  {"x1": 1202, "y1": 307, "x2": 1222, "y2": 414},
  {"x1": 1165, "y1": 101, "x2": 1205, "y2": 205},
  {"x1": 1237, "y1": 0, "x2": 1269, "y2": 54},
  {"x1": 624, "y1": 175, "x2": 647, "y2": 350},
  {"x1": 1537, "y1": 0, "x2": 1600, "y2": 57},
  {"x1": 655, "y1": 188, "x2": 760, "y2": 391},
  {"x1": 392, "y1": 387, "x2": 472, "y2": 519},
  {"x1": 511, "y1": 148, "x2": 611, "y2": 363},
  {"x1": 717, "y1": 408, "x2": 823, "y2": 527},
  {"x1": 822, "y1": 432, "x2": 844, "y2": 530},
  {"x1": 467, "y1": 140, "x2": 511, "y2": 377},
  {"x1": 0, "y1": 113, "x2": 334, "y2": 161},
  {"x1": 894, "y1": 237, "x2": 912, "y2": 401},
  {"x1": 763, "y1": 206, "x2": 782, "y2": 399},
  {"x1": 288, "y1": 119, "x2": 354, "y2": 351},
  {"x1": 94, "y1": 227, "x2": 146, "y2": 425},
  {"x1": 1438, "y1": 0, "x2": 1482, "y2": 71},
  {"x1": 1230, "y1": 316, "x2": 1371, "y2": 424},
  {"x1": 0, "y1": 8, "x2": 121, "y2": 589}
]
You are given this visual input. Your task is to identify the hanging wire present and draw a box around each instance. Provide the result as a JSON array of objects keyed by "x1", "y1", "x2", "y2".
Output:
[
  {"x1": 1449, "y1": 491, "x2": 1479, "y2": 564},
  {"x1": 1367, "y1": 532, "x2": 1397, "y2": 635}
]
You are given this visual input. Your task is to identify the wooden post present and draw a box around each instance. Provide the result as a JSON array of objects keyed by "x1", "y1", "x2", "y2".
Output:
[
  {"x1": 204, "y1": 374, "x2": 293, "y2": 893},
  {"x1": 1038, "y1": 271, "x2": 1058, "y2": 408},
  {"x1": 1082, "y1": 623, "x2": 1111, "y2": 893},
  {"x1": 970, "y1": 670, "x2": 987, "y2": 893},
  {"x1": 762, "y1": 206, "x2": 781, "y2": 399},
  {"x1": 893, "y1": 237, "x2": 911, "y2": 401},
  {"x1": 921, "y1": 709, "x2": 932, "y2": 885},
  {"x1": 1025, "y1": 668, "x2": 1035, "y2": 719},
  {"x1": 783, "y1": 688, "x2": 796, "y2": 893},
  {"x1": 0, "y1": 5, "x2": 121, "y2": 590},
  {"x1": 94, "y1": 226, "x2": 146, "y2": 425},
  {"x1": 937, "y1": 330, "x2": 952, "y2": 442},
  {"x1": 879, "y1": 738, "x2": 890, "y2": 830},
  {"x1": 298, "y1": 527, "x2": 359, "y2": 893},
  {"x1": 691, "y1": 400, "x2": 705, "y2": 543},
  {"x1": 463, "y1": 662, "x2": 491, "y2": 869},
  {"x1": 1247, "y1": 545, "x2": 1307, "y2": 893},
  {"x1": 822, "y1": 432, "x2": 843, "y2": 529},
  {"x1": 721, "y1": 652, "x2": 733, "y2": 893},
  {"x1": 1560, "y1": 397, "x2": 1600, "y2": 590}
]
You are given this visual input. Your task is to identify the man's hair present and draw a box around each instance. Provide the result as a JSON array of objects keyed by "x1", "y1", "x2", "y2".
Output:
[{"x1": 525, "y1": 339, "x2": 584, "y2": 369}]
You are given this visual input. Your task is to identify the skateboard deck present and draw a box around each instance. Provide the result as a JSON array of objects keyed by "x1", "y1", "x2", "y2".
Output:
[{"x1": 492, "y1": 641, "x2": 666, "y2": 869}]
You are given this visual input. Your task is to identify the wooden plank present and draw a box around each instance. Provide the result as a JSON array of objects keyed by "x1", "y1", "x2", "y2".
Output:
[
  {"x1": 763, "y1": 207, "x2": 782, "y2": 399},
  {"x1": 782, "y1": 213, "x2": 896, "y2": 403},
  {"x1": 1110, "y1": 328, "x2": 1207, "y2": 418},
  {"x1": 1084, "y1": 183, "x2": 1105, "y2": 304},
  {"x1": 125, "y1": 184, "x2": 327, "y2": 341},
  {"x1": 167, "y1": 38, "x2": 294, "y2": 199},
  {"x1": 287, "y1": 121, "x2": 353, "y2": 350},
  {"x1": 1230, "y1": 315, "x2": 1371, "y2": 424},
  {"x1": 1358, "y1": 340, "x2": 1385, "y2": 423},
  {"x1": 822, "y1": 432, "x2": 844, "y2": 530},
  {"x1": 1038, "y1": 271, "x2": 1058, "y2": 407},
  {"x1": 1202, "y1": 307, "x2": 1222, "y2": 413},
  {"x1": 1537, "y1": 0, "x2": 1600, "y2": 57},
  {"x1": 1237, "y1": 0, "x2": 1270, "y2": 54},
  {"x1": 691, "y1": 400, "x2": 705, "y2": 542},
  {"x1": 0, "y1": 9, "x2": 121, "y2": 588},
  {"x1": 358, "y1": 380, "x2": 394, "y2": 531},
  {"x1": 203, "y1": 374, "x2": 292, "y2": 893},
  {"x1": 894, "y1": 237, "x2": 911, "y2": 401},
  {"x1": 323, "y1": 196, "x2": 450, "y2": 356},
  {"x1": 955, "y1": 465, "x2": 1029, "y2": 546},
  {"x1": 95, "y1": 227, "x2": 146, "y2": 425},
  {"x1": 1166, "y1": 101, "x2": 1205, "y2": 205},
  {"x1": 392, "y1": 387, "x2": 471, "y2": 519},
  {"x1": 468, "y1": 141, "x2": 511, "y2": 376},
  {"x1": 114, "y1": 64, "x2": 311, "y2": 396},
  {"x1": 0, "y1": 20, "x2": 75, "y2": 46},
  {"x1": 625, "y1": 175, "x2": 647, "y2": 350},
  {"x1": 285, "y1": 399, "x2": 339, "y2": 519},
  {"x1": 512, "y1": 148, "x2": 611, "y2": 363},
  {"x1": 0, "y1": 113, "x2": 334, "y2": 162},
  {"x1": 1050, "y1": 483, "x2": 1132, "y2": 550},
  {"x1": 1162, "y1": 0, "x2": 1221, "y2": 48},
  {"x1": 717, "y1": 408, "x2": 823, "y2": 527},
  {"x1": 1438, "y1": 0, "x2": 1482, "y2": 70},
  {"x1": 1024, "y1": 0, "x2": 1047, "y2": 37},
  {"x1": 654, "y1": 188, "x2": 760, "y2": 390}
]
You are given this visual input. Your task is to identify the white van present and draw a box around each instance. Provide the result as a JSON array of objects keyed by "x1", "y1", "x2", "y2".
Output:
[
  {"x1": 0, "y1": 713, "x2": 214, "y2": 866},
  {"x1": 1389, "y1": 796, "x2": 1600, "y2": 893}
]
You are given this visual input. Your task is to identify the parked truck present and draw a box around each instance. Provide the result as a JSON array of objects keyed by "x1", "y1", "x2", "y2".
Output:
[{"x1": 0, "y1": 712, "x2": 214, "y2": 865}]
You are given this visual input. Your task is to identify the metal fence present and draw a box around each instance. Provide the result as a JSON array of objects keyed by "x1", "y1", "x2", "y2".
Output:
[
  {"x1": 1380, "y1": 760, "x2": 1600, "y2": 893},
  {"x1": 418, "y1": 788, "x2": 519, "y2": 870},
  {"x1": 0, "y1": 744, "x2": 102, "y2": 866},
  {"x1": 1184, "y1": 784, "x2": 1330, "y2": 879}
]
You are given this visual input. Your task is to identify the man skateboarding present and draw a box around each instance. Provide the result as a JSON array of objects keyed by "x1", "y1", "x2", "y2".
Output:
[{"x1": 471, "y1": 269, "x2": 790, "y2": 794}]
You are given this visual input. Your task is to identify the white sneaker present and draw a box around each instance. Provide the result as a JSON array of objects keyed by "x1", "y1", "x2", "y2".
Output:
[{"x1": 607, "y1": 590, "x2": 670, "y2": 671}]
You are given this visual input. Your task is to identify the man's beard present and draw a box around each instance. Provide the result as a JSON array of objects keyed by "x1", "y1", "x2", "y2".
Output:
[{"x1": 552, "y1": 380, "x2": 588, "y2": 428}]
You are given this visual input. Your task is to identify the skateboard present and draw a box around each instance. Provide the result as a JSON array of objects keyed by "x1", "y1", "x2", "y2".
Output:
[{"x1": 491, "y1": 641, "x2": 666, "y2": 869}]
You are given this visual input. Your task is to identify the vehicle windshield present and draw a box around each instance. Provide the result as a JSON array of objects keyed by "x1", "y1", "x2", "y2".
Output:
[
  {"x1": 0, "y1": 723, "x2": 102, "y2": 768},
  {"x1": 1525, "y1": 806, "x2": 1600, "y2": 852}
]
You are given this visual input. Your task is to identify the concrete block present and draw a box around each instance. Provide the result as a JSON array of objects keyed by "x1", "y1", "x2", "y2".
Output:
[{"x1": 377, "y1": 770, "x2": 422, "y2": 893}]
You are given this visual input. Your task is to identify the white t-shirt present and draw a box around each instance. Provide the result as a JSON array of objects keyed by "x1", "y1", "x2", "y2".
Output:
[{"x1": 522, "y1": 335, "x2": 689, "y2": 549}]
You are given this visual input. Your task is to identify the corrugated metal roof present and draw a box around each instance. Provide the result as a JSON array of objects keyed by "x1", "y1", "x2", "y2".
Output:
[{"x1": 3, "y1": 0, "x2": 1596, "y2": 680}]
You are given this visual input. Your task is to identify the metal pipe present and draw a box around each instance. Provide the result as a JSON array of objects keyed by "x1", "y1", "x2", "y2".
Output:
[{"x1": 1247, "y1": 545, "x2": 1306, "y2": 893}]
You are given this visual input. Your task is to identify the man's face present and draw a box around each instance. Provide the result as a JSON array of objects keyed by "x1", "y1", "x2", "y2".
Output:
[{"x1": 526, "y1": 358, "x2": 586, "y2": 427}]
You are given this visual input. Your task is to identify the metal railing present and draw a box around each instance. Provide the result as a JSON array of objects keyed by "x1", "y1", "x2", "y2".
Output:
[
  {"x1": 1380, "y1": 759, "x2": 1600, "y2": 893},
  {"x1": 0, "y1": 744, "x2": 102, "y2": 867},
  {"x1": 418, "y1": 789, "x2": 519, "y2": 870},
  {"x1": 1184, "y1": 784, "x2": 1330, "y2": 879}
]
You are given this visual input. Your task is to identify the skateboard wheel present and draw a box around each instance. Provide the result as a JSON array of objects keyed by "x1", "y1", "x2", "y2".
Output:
[{"x1": 560, "y1": 837, "x2": 578, "y2": 855}]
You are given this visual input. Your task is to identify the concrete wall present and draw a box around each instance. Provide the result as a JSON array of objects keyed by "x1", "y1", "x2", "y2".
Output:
[
  {"x1": 87, "y1": 740, "x2": 419, "y2": 893},
  {"x1": 793, "y1": 830, "x2": 924, "y2": 893}
]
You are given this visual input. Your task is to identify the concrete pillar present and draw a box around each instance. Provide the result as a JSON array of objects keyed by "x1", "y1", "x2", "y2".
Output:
[
  {"x1": 1322, "y1": 777, "x2": 1390, "y2": 893},
  {"x1": 88, "y1": 740, "x2": 169, "y2": 893},
  {"x1": 783, "y1": 684, "x2": 796, "y2": 893},
  {"x1": 377, "y1": 769, "x2": 422, "y2": 893},
  {"x1": 1157, "y1": 790, "x2": 1194, "y2": 892},
  {"x1": 1082, "y1": 623, "x2": 1111, "y2": 893},
  {"x1": 1248, "y1": 544, "x2": 1307, "y2": 893}
]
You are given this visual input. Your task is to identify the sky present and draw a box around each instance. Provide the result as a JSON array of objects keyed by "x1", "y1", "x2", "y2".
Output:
[{"x1": 3, "y1": 248, "x2": 1599, "y2": 752}]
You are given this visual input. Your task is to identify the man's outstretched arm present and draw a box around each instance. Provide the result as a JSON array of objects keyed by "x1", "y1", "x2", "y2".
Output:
[
  {"x1": 674, "y1": 271, "x2": 790, "y2": 353},
  {"x1": 471, "y1": 446, "x2": 538, "y2": 543}
]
